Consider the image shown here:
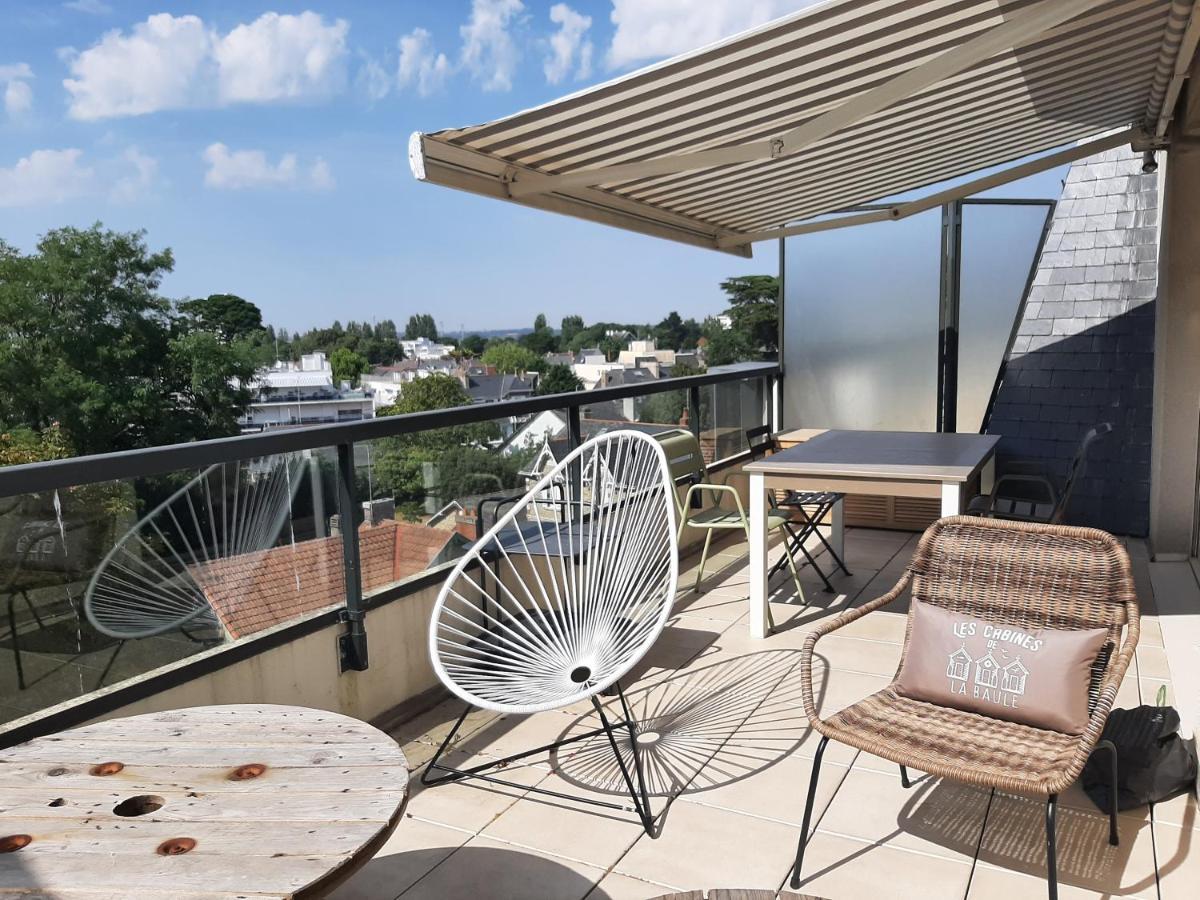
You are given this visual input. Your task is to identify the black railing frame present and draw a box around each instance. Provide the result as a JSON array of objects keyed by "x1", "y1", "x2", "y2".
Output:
[{"x1": 0, "y1": 364, "x2": 777, "y2": 745}]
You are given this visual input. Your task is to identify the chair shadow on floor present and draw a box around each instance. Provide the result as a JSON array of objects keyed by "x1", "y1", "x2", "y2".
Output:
[
  {"x1": 339, "y1": 843, "x2": 612, "y2": 900},
  {"x1": 549, "y1": 649, "x2": 827, "y2": 831},
  {"x1": 795, "y1": 771, "x2": 1162, "y2": 897}
]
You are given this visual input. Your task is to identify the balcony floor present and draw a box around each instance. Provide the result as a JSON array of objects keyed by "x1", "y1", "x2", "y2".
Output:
[{"x1": 336, "y1": 528, "x2": 1196, "y2": 900}]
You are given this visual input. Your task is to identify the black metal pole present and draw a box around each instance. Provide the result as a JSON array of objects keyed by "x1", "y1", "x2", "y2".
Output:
[
  {"x1": 335, "y1": 441, "x2": 368, "y2": 672},
  {"x1": 937, "y1": 200, "x2": 963, "y2": 433},
  {"x1": 688, "y1": 385, "x2": 702, "y2": 441}
]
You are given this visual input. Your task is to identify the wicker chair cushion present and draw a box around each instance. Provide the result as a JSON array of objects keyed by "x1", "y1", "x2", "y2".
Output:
[
  {"x1": 895, "y1": 599, "x2": 1108, "y2": 734},
  {"x1": 825, "y1": 686, "x2": 1085, "y2": 793}
]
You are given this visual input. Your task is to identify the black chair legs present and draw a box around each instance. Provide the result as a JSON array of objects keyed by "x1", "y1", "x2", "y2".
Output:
[
  {"x1": 1046, "y1": 794, "x2": 1059, "y2": 900},
  {"x1": 900, "y1": 765, "x2": 912, "y2": 788},
  {"x1": 790, "y1": 735, "x2": 829, "y2": 890},
  {"x1": 1095, "y1": 739, "x2": 1121, "y2": 846}
]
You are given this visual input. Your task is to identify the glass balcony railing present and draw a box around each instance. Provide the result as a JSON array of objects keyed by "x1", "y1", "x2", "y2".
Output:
[{"x1": 0, "y1": 363, "x2": 777, "y2": 739}]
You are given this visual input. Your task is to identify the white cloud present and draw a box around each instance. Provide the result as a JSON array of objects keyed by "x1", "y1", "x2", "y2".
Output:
[
  {"x1": 460, "y1": 0, "x2": 524, "y2": 92},
  {"x1": 0, "y1": 149, "x2": 94, "y2": 207},
  {"x1": 215, "y1": 12, "x2": 348, "y2": 104},
  {"x1": 607, "y1": 0, "x2": 820, "y2": 68},
  {"x1": 0, "y1": 146, "x2": 160, "y2": 206},
  {"x1": 63, "y1": 11, "x2": 348, "y2": 120},
  {"x1": 357, "y1": 54, "x2": 392, "y2": 103},
  {"x1": 397, "y1": 28, "x2": 450, "y2": 97},
  {"x1": 1, "y1": 63, "x2": 34, "y2": 117},
  {"x1": 63, "y1": 0, "x2": 112, "y2": 14},
  {"x1": 63, "y1": 14, "x2": 213, "y2": 119},
  {"x1": 202, "y1": 143, "x2": 333, "y2": 191},
  {"x1": 110, "y1": 146, "x2": 159, "y2": 203},
  {"x1": 544, "y1": 4, "x2": 592, "y2": 84}
]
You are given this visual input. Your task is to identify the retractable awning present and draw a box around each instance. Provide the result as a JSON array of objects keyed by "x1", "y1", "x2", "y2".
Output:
[{"x1": 410, "y1": 0, "x2": 1200, "y2": 257}]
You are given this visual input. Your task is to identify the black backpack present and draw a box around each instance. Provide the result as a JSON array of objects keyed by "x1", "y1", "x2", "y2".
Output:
[{"x1": 1082, "y1": 700, "x2": 1198, "y2": 813}]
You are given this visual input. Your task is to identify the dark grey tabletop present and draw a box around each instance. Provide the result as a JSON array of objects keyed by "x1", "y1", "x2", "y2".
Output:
[{"x1": 743, "y1": 429, "x2": 999, "y2": 483}]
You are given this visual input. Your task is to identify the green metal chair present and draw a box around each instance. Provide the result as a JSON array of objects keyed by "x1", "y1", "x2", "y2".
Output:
[{"x1": 653, "y1": 429, "x2": 806, "y2": 630}]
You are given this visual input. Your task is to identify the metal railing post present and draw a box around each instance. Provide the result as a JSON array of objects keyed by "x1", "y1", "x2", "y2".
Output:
[
  {"x1": 687, "y1": 385, "x2": 702, "y2": 441},
  {"x1": 566, "y1": 404, "x2": 583, "y2": 515},
  {"x1": 335, "y1": 441, "x2": 368, "y2": 672}
]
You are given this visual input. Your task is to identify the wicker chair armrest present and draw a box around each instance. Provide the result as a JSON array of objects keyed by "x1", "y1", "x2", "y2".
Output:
[
  {"x1": 1062, "y1": 612, "x2": 1141, "y2": 787},
  {"x1": 799, "y1": 570, "x2": 913, "y2": 727}
]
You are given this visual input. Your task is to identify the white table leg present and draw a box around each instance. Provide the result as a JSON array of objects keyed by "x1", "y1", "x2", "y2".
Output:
[
  {"x1": 829, "y1": 494, "x2": 845, "y2": 561},
  {"x1": 941, "y1": 481, "x2": 962, "y2": 517},
  {"x1": 749, "y1": 472, "x2": 769, "y2": 639}
]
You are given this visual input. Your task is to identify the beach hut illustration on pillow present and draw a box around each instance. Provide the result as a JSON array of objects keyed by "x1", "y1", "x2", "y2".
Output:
[
  {"x1": 1001, "y1": 657, "x2": 1030, "y2": 695},
  {"x1": 974, "y1": 651, "x2": 1001, "y2": 689},
  {"x1": 946, "y1": 646, "x2": 972, "y2": 681}
]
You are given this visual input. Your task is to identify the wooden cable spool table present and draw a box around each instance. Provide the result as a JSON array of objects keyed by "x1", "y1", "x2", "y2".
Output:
[{"x1": 0, "y1": 704, "x2": 408, "y2": 898}]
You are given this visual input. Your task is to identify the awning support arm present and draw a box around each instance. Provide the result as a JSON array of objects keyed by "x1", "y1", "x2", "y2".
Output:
[
  {"x1": 508, "y1": 0, "x2": 1108, "y2": 199},
  {"x1": 717, "y1": 127, "x2": 1141, "y2": 248}
]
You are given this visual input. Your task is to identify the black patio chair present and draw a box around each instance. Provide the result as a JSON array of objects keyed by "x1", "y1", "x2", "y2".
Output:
[
  {"x1": 969, "y1": 423, "x2": 1112, "y2": 524},
  {"x1": 745, "y1": 425, "x2": 851, "y2": 593}
]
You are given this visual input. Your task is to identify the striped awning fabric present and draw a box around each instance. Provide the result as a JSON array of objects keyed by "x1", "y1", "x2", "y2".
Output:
[{"x1": 410, "y1": 0, "x2": 1198, "y2": 256}]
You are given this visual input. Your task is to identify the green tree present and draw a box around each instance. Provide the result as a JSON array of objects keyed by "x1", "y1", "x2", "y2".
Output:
[
  {"x1": 560, "y1": 315, "x2": 584, "y2": 345},
  {"x1": 483, "y1": 341, "x2": 544, "y2": 374},
  {"x1": 329, "y1": 347, "x2": 370, "y2": 386},
  {"x1": 520, "y1": 313, "x2": 559, "y2": 355},
  {"x1": 179, "y1": 293, "x2": 264, "y2": 344},
  {"x1": 719, "y1": 275, "x2": 779, "y2": 356},
  {"x1": 404, "y1": 313, "x2": 438, "y2": 340},
  {"x1": 373, "y1": 374, "x2": 503, "y2": 514},
  {"x1": 0, "y1": 225, "x2": 254, "y2": 457},
  {"x1": 536, "y1": 364, "x2": 583, "y2": 396},
  {"x1": 700, "y1": 317, "x2": 755, "y2": 367},
  {"x1": 460, "y1": 334, "x2": 487, "y2": 356}
]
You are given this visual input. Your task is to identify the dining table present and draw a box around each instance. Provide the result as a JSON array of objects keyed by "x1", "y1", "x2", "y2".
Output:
[
  {"x1": 0, "y1": 703, "x2": 408, "y2": 898},
  {"x1": 742, "y1": 429, "x2": 999, "y2": 638}
]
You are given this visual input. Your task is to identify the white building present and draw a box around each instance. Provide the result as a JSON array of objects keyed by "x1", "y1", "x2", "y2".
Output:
[
  {"x1": 238, "y1": 354, "x2": 374, "y2": 431},
  {"x1": 618, "y1": 339, "x2": 676, "y2": 368},
  {"x1": 400, "y1": 337, "x2": 456, "y2": 360}
]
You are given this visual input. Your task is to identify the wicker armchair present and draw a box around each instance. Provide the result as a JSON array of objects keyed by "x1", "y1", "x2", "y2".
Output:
[{"x1": 791, "y1": 516, "x2": 1139, "y2": 900}]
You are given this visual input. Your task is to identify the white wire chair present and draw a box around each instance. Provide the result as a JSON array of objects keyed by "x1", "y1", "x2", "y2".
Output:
[
  {"x1": 424, "y1": 430, "x2": 679, "y2": 835},
  {"x1": 83, "y1": 454, "x2": 305, "y2": 648}
]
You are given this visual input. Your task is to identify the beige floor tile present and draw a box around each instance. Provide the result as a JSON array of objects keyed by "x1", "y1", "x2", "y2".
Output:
[
  {"x1": 794, "y1": 830, "x2": 974, "y2": 899},
  {"x1": 466, "y1": 708, "x2": 581, "y2": 760},
  {"x1": 480, "y1": 768, "x2": 648, "y2": 869},
  {"x1": 967, "y1": 861, "x2": 1137, "y2": 899},
  {"x1": 684, "y1": 752, "x2": 853, "y2": 831},
  {"x1": 400, "y1": 835, "x2": 605, "y2": 900},
  {"x1": 833, "y1": 609, "x2": 909, "y2": 643},
  {"x1": 615, "y1": 799, "x2": 799, "y2": 889},
  {"x1": 1153, "y1": 820, "x2": 1200, "y2": 899},
  {"x1": 977, "y1": 791, "x2": 1158, "y2": 897},
  {"x1": 585, "y1": 871, "x2": 677, "y2": 900},
  {"x1": 1133, "y1": 644, "x2": 1173, "y2": 680},
  {"x1": 402, "y1": 750, "x2": 547, "y2": 834},
  {"x1": 817, "y1": 766, "x2": 989, "y2": 862},
  {"x1": 1153, "y1": 788, "x2": 1199, "y2": 831},
  {"x1": 1137, "y1": 616, "x2": 1164, "y2": 649},
  {"x1": 331, "y1": 818, "x2": 471, "y2": 900},
  {"x1": 809, "y1": 634, "x2": 902, "y2": 678}
]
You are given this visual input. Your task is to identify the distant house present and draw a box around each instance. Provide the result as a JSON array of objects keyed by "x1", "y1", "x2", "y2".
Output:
[
  {"x1": 461, "y1": 373, "x2": 535, "y2": 404},
  {"x1": 238, "y1": 352, "x2": 373, "y2": 431},
  {"x1": 190, "y1": 518, "x2": 466, "y2": 639},
  {"x1": 400, "y1": 337, "x2": 456, "y2": 360}
]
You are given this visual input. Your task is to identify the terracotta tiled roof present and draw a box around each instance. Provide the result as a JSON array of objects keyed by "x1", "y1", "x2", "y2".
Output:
[{"x1": 191, "y1": 519, "x2": 458, "y2": 639}]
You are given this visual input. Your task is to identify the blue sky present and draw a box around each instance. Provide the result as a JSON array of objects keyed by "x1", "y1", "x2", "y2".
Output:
[{"x1": 0, "y1": 1, "x2": 1069, "y2": 333}]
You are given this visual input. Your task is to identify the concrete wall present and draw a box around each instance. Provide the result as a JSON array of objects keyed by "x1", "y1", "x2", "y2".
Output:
[
  {"x1": 987, "y1": 144, "x2": 1160, "y2": 536},
  {"x1": 1150, "y1": 120, "x2": 1200, "y2": 558}
]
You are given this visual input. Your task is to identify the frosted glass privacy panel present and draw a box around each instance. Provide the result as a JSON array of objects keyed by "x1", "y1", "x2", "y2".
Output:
[
  {"x1": 957, "y1": 202, "x2": 1051, "y2": 433},
  {"x1": 782, "y1": 211, "x2": 939, "y2": 431}
]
